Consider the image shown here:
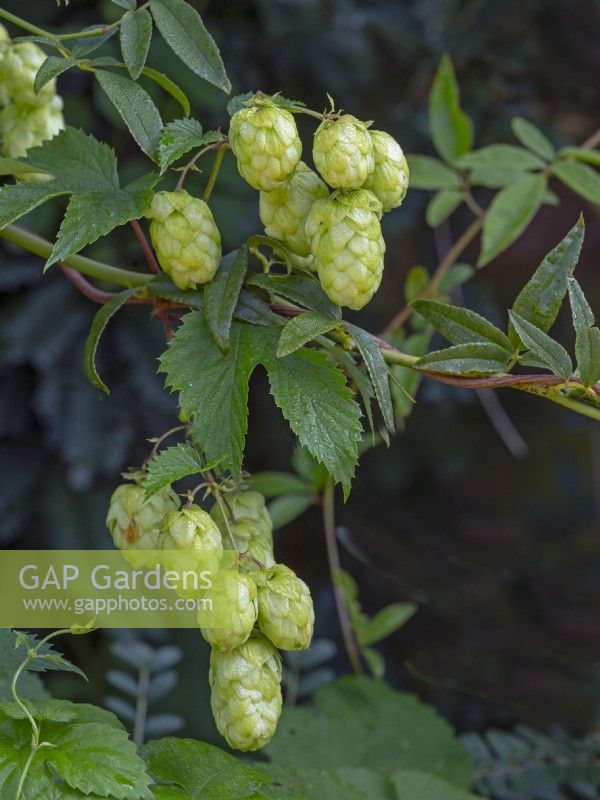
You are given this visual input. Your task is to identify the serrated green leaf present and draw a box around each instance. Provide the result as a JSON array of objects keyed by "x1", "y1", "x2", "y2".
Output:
[
  {"x1": 96, "y1": 69, "x2": 163, "y2": 159},
  {"x1": 425, "y1": 189, "x2": 462, "y2": 227},
  {"x1": 277, "y1": 311, "x2": 339, "y2": 357},
  {"x1": 509, "y1": 311, "x2": 572, "y2": 378},
  {"x1": 268, "y1": 493, "x2": 313, "y2": 529},
  {"x1": 510, "y1": 216, "x2": 584, "y2": 343},
  {"x1": 568, "y1": 277, "x2": 595, "y2": 329},
  {"x1": 468, "y1": 166, "x2": 528, "y2": 189},
  {"x1": 0, "y1": 630, "x2": 85, "y2": 678},
  {"x1": 120, "y1": 8, "x2": 153, "y2": 79},
  {"x1": 247, "y1": 273, "x2": 341, "y2": 319},
  {"x1": 404, "y1": 155, "x2": 461, "y2": 189},
  {"x1": 478, "y1": 173, "x2": 546, "y2": 266},
  {"x1": 143, "y1": 443, "x2": 216, "y2": 496},
  {"x1": 141, "y1": 66, "x2": 191, "y2": 116},
  {"x1": 558, "y1": 146, "x2": 600, "y2": 167},
  {"x1": 428, "y1": 55, "x2": 473, "y2": 164},
  {"x1": 359, "y1": 603, "x2": 417, "y2": 647},
  {"x1": 416, "y1": 342, "x2": 512, "y2": 375},
  {"x1": 412, "y1": 300, "x2": 513, "y2": 351},
  {"x1": 34, "y1": 56, "x2": 79, "y2": 93},
  {"x1": 0, "y1": 181, "x2": 68, "y2": 228},
  {"x1": 347, "y1": 325, "x2": 394, "y2": 433},
  {"x1": 575, "y1": 327, "x2": 600, "y2": 387},
  {"x1": 391, "y1": 769, "x2": 481, "y2": 800},
  {"x1": 149, "y1": 0, "x2": 231, "y2": 93},
  {"x1": 142, "y1": 737, "x2": 269, "y2": 800},
  {"x1": 204, "y1": 247, "x2": 248, "y2": 353},
  {"x1": 511, "y1": 117, "x2": 555, "y2": 161},
  {"x1": 552, "y1": 160, "x2": 600, "y2": 203},
  {"x1": 457, "y1": 144, "x2": 545, "y2": 171},
  {"x1": 158, "y1": 118, "x2": 205, "y2": 174},
  {"x1": 84, "y1": 288, "x2": 139, "y2": 393},
  {"x1": 248, "y1": 471, "x2": 309, "y2": 497}
]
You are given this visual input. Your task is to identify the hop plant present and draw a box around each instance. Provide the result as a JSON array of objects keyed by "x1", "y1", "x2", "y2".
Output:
[
  {"x1": 229, "y1": 102, "x2": 302, "y2": 191},
  {"x1": 363, "y1": 130, "x2": 409, "y2": 212},
  {"x1": 0, "y1": 24, "x2": 10, "y2": 107},
  {"x1": 305, "y1": 188, "x2": 385, "y2": 310},
  {"x1": 200, "y1": 570, "x2": 258, "y2": 651},
  {"x1": 1, "y1": 42, "x2": 57, "y2": 106},
  {"x1": 253, "y1": 564, "x2": 314, "y2": 651},
  {"x1": 106, "y1": 483, "x2": 180, "y2": 552},
  {"x1": 210, "y1": 491, "x2": 275, "y2": 567},
  {"x1": 313, "y1": 114, "x2": 374, "y2": 190},
  {"x1": 209, "y1": 631, "x2": 282, "y2": 751},
  {"x1": 259, "y1": 161, "x2": 328, "y2": 257},
  {"x1": 147, "y1": 190, "x2": 221, "y2": 290},
  {"x1": 159, "y1": 505, "x2": 223, "y2": 554},
  {"x1": 0, "y1": 98, "x2": 65, "y2": 161}
]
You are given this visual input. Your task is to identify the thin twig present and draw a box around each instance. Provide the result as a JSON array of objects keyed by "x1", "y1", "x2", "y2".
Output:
[
  {"x1": 322, "y1": 477, "x2": 363, "y2": 674},
  {"x1": 202, "y1": 146, "x2": 227, "y2": 203},
  {"x1": 130, "y1": 220, "x2": 160, "y2": 274},
  {"x1": 475, "y1": 389, "x2": 529, "y2": 458},
  {"x1": 61, "y1": 267, "x2": 118, "y2": 304}
]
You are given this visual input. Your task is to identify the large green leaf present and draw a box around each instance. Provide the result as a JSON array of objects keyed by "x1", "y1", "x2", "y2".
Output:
[
  {"x1": 149, "y1": 0, "x2": 231, "y2": 93},
  {"x1": 509, "y1": 216, "x2": 584, "y2": 344},
  {"x1": 509, "y1": 311, "x2": 572, "y2": 378},
  {"x1": 511, "y1": 117, "x2": 555, "y2": 161},
  {"x1": 428, "y1": 55, "x2": 473, "y2": 164},
  {"x1": 416, "y1": 342, "x2": 512, "y2": 375},
  {"x1": 0, "y1": 182, "x2": 68, "y2": 228},
  {"x1": 277, "y1": 311, "x2": 339, "y2": 357},
  {"x1": 159, "y1": 313, "x2": 362, "y2": 491},
  {"x1": 120, "y1": 8, "x2": 153, "y2": 79},
  {"x1": 142, "y1": 738, "x2": 269, "y2": 800},
  {"x1": 266, "y1": 676, "x2": 473, "y2": 789},
  {"x1": 204, "y1": 247, "x2": 248, "y2": 353},
  {"x1": 392, "y1": 770, "x2": 481, "y2": 800},
  {"x1": 142, "y1": 444, "x2": 220, "y2": 497},
  {"x1": 552, "y1": 160, "x2": 600, "y2": 204},
  {"x1": 96, "y1": 70, "x2": 163, "y2": 159},
  {"x1": 478, "y1": 173, "x2": 546, "y2": 266},
  {"x1": 413, "y1": 300, "x2": 512, "y2": 351},
  {"x1": 457, "y1": 144, "x2": 545, "y2": 170},
  {"x1": 404, "y1": 154, "x2": 461, "y2": 189},
  {"x1": 261, "y1": 764, "x2": 384, "y2": 800}
]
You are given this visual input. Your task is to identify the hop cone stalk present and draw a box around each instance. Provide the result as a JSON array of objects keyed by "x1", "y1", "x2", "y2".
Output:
[
  {"x1": 200, "y1": 570, "x2": 258, "y2": 651},
  {"x1": 259, "y1": 161, "x2": 328, "y2": 257},
  {"x1": 229, "y1": 103, "x2": 302, "y2": 191},
  {"x1": 210, "y1": 491, "x2": 275, "y2": 568},
  {"x1": 148, "y1": 190, "x2": 221, "y2": 290},
  {"x1": 209, "y1": 631, "x2": 282, "y2": 751},
  {"x1": 305, "y1": 189, "x2": 385, "y2": 310},
  {"x1": 106, "y1": 483, "x2": 180, "y2": 552},
  {"x1": 363, "y1": 130, "x2": 409, "y2": 212},
  {"x1": 313, "y1": 114, "x2": 374, "y2": 190},
  {"x1": 254, "y1": 564, "x2": 314, "y2": 651}
]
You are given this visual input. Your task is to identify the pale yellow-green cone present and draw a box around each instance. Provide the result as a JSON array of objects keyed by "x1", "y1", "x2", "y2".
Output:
[
  {"x1": 229, "y1": 103, "x2": 301, "y2": 191},
  {"x1": 259, "y1": 161, "x2": 328, "y2": 257},
  {"x1": 305, "y1": 189, "x2": 385, "y2": 310},
  {"x1": 362, "y1": 130, "x2": 409, "y2": 212},
  {"x1": 200, "y1": 570, "x2": 258, "y2": 651},
  {"x1": 148, "y1": 190, "x2": 221, "y2": 290},
  {"x1": 313, "y1": 114, "x2": 374, "y2": 190},
  {"x1": 106, "y1": 483, "x2": 180, "y2": 552},
  {"x1": 253, "y1": 564, "x2": 314, "y2": 651},
  {"x1": 209, "y1": 631, "x2": 282, "y2": 751},
  {"x1": 1, "y1": 42, "x2": 57, "y2": 106},
  {"x1": 210, "y1": 491, "x2": 275, "y2": 568},
  {"x1": 0, "y1": 98, "x2": 64, "y2": 161},
  {"x1": 159, "y1": 505, "x2": 223, "y2": 554}
]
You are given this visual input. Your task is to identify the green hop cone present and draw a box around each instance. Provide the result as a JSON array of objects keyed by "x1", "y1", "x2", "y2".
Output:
[
  {"x1": 106, "y1": 483, "x2": 180, "y2": 552},
  {"x1": 0, "y1": 98, "x2": 64, "y2": 161},
  {"x1": 209, "y1": 631, "x2": 282, "y2": 751},
  {"x1": 210, "y1": 491, "x2": 275, "y2": 568},
  {"x1": 259, "y1": 161, "x2": 328, "y2": 257},
  {"x1": 148, "y1": 190, "x2": 221, "y2": 290},
  {"x1": 229, "y1": 103, "x2": 302, "y2": 191},
  {"x1": 305, "y1": 188, "x2": 385, "y2": 310},
  {"x1": 159, "y1": 505, "x2": 223, "y2": 554},
  {"x1": 253, "y1": 564, "x2": 314, "y2": 651},
  {"x1": 1, "y1": 42, "x2": 57, "y2": 106},
  {"x1": 362, "y1": 130, "x2": 409, "y2": 212},
  {"x1": 200, "y1": 570, "x2": 258, "y2": 651},
  {"x1": 313, "y1": 114, "x2": 374, "y2": 190}
]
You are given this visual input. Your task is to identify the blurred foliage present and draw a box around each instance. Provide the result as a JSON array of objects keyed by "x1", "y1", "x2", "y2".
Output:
[{"x1": 1, "y1": 0, "x2": 600, "y2": 749}]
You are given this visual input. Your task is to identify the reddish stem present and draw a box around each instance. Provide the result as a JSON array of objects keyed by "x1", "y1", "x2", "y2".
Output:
[{"x1": 130, "y1": 220, "x2": 160, "y2": 274}]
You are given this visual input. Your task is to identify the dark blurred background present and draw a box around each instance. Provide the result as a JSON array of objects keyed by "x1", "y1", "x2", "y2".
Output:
[{"x1": 1, "y1": 0, "x2": 600, "y2": 744}]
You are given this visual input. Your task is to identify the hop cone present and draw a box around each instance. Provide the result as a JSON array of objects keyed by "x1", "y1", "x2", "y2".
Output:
[
  {"x1": 1, "y1": 42, "x2": 57, "y2": 106},
  {"x1": 229, "y1": 103, "x2": 301, "y2": 191},
  {"x1": 159, "y1": 505, "x2": 223, "y2": 554},
  {"x1": 313, "y1": 115, "x2": 374, "y2": 190},
  {"x1": 305, "y1": 189, "x2": 385, "y2": 309},
  {"x1": 106, "y1": 483, "x2": 180, "y2": 552},
  {"x1": 148, "y1": 190, "x2": 221, "y2": 290},
  {"x1": 363, "y1": 130, "x2": 409, "y2": 212},
  {"x1": 259, "y1": 161, "x2": 328, "y2": 257},
  {"x1": 209, "y1": 631, "x2": 282, "y2": 751},
  {"x1": 210, "y1": 491, "x2": 274, "y2": 567},
  {"x1": 254, "y1": 564, "x2": 314, "y2": 651},
  {"x1": 200, "y1": 570, "x2": 258, "y2": 651},
  {"x1": 0, "y1": 98, "x2": 64, "y2": 161},
  {"x1": 0, "y1": 24, "x2": 10, "y2": 107}
]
